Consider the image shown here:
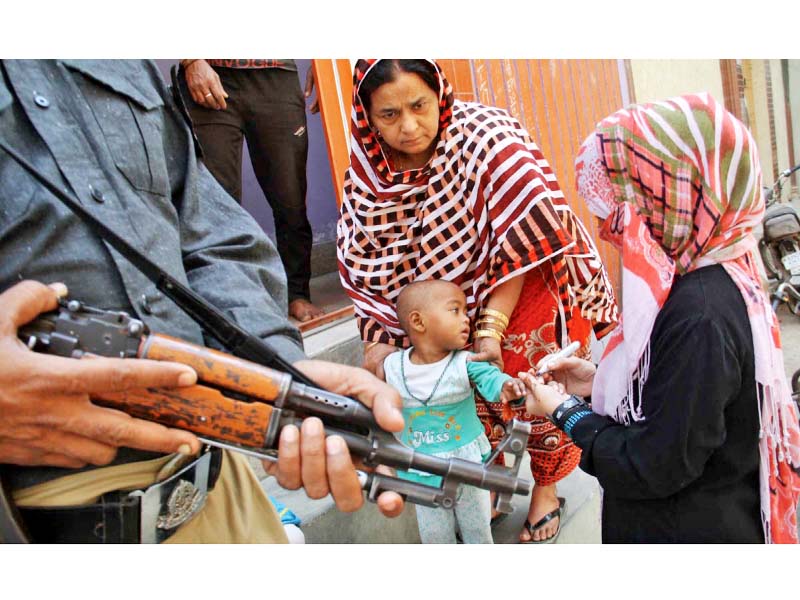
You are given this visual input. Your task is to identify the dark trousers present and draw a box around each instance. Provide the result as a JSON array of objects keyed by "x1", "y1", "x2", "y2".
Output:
[{"x1": 182, "y1": 67, "x2": 312, "y2": 302}]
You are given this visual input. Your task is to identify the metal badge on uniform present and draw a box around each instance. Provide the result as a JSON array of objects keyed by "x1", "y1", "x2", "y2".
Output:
[
  {"x1": 157, "y1": 479, "x2": 206, "y2": 531},
  {"x1": 132, "y1": 449, "x2": 212, "y2": 543}
]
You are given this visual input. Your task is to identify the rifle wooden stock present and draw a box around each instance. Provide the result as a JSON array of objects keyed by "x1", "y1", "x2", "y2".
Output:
[
  {"x1": 93, "y1": 384, "x2": 274, "y2": 447},
  {"x1": 89, "y1": 334, "x2": 289, "y2": 447},
  {"x1": 140, "y1": 334, "x2": 291, "y2": 403}
]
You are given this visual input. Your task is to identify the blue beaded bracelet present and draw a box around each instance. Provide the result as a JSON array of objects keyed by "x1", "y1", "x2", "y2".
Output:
[{"x1": 563, "y1": 409, "x2": 592, "y2": 437}]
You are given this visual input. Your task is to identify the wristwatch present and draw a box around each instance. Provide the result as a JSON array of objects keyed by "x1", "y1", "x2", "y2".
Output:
[{"x1": 547, "y1": 395, "x2": 586, "y2": 425}]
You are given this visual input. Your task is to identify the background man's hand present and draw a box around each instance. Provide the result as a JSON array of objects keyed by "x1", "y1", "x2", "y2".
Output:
[
  {"x1": 304, "y1": 68, "x2": 319, "y2": 114},
  {"x1": 264, "y1": 359, "x2": 405, "y2": 518},
  {"x1": 183, "y1": 59, "x2": 228, "y2": 110},
  {"x1": 0, "y1": 281, "x2": 202, "y2": 469}
]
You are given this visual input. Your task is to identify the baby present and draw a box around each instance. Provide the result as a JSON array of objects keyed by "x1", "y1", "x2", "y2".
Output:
[{"x1": 383, "y1": 279, "x2": 524, "y2": 544}]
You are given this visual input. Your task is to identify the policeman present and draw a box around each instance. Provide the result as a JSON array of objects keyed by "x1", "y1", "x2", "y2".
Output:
[{"x1": 0, "y1": 59, "x2": 404, "y2": 543}]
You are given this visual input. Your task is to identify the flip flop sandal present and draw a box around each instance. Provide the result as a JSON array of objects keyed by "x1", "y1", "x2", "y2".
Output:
[{"x1": 519, "y1": 497, "x2": 566, "y2": 544}]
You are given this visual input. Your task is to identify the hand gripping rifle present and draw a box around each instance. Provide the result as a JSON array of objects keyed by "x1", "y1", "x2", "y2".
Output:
[
  {"x1": 17, "y1": 299, "x2": 532, "y2": 512},
  {"x1": 0, "y1": 138, "x2": 532, "y2": 542}
]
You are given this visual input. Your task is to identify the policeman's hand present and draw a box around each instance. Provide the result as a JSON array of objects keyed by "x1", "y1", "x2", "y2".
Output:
[
  {"x1": 469, "y1": 336, "x2": 503, "y2": 371},
  {"x1": 184, "y1": 59, "x2": 228, "y2": 110},
  {"x1": 534, "y1": 355, "x2": 596, "y2": 398},
  {"x1": 0, "y1": 281, "x2": 202, "y2": 469},
  {"x1": 264, "y1": 359, "x2": 405, "y2": 518},
  {"x1": 362, "y1": 341, "x2": 398, "y2": 381},
  {"x1": 304, "y1": 67, "x2": 319, "y2": 114}
]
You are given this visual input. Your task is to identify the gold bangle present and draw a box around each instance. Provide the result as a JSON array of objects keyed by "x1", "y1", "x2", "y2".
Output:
[
  {"x1": 364, "y1": 341, "x2": 381, "y2": 352},
  {"x1": 474, "y1": 329, "x2": 504, "y2": 342},
  {"x1": 477, "y1": 316, "x2": 508, "y2": 331},
  {"x1": 479, "y1": 308, "x2": 509, "y2": 326},
  {"x1": 476, "y1": 324, "x2": 506, "y2": 337}
]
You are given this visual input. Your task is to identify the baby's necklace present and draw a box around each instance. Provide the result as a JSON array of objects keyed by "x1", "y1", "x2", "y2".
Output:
[{"x1": 400, "y1": 349, "x2": 457, "y2": 406}]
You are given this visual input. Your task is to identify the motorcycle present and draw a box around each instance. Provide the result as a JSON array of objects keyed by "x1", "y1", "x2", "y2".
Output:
[
  {"x1": 760, "y1": 164, "x2": 800, "y2": 408},
  {"x1": 760, "y1": 164, "x2": 800, "y2": 315}
]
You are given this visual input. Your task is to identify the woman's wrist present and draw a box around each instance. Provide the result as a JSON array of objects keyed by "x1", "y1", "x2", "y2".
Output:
[
  {"x1": 474, "y1": 328, "x2": 503, "y2": 342},
  {"x1": 476, "y1": 307, "x2": 510, "y2": 341},
  {"x1": 547, "y1": 395, "x2": 592, "y2": 438},
  {"x1": 541, "y1": 394, "x2": 566, "y2": 417}
]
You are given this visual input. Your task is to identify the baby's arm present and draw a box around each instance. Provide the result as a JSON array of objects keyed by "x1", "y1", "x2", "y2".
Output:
[{"x1": 466, "y1": 360, "x2": 524, "y2": 404}]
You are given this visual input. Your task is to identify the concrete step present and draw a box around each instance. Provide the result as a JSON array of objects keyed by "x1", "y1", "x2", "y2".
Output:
[{"x1": 302, "y1": 315, "x2": 362, "y2": 364}]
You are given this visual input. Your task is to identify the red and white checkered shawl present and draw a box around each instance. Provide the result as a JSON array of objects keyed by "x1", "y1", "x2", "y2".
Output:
[
  {"x1": 576, "y1": 92, "x2": 800, "y2": 543},
  {"x1": 337, "y1": 59, "x2": 617, "y2": 348}
]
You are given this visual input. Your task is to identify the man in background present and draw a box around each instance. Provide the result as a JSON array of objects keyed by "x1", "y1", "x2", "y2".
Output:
[{"x1": 179, "y1": 59, "x2": 323, "y2": 322}]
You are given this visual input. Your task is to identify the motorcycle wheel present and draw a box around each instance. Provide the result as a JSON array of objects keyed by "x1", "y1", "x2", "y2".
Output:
[{"x1": 759, "y1": 239, "x2": 783, "y2": 281}]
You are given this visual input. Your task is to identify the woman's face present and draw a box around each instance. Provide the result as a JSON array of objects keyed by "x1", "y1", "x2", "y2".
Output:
[{"x1": 367, "y1": 71, "x2": 440, "y2": 164}]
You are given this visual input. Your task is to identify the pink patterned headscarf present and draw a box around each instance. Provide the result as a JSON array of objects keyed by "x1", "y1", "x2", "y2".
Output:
[{"x1": 575, "y1": 93, "x2": 800, "y2": 543}]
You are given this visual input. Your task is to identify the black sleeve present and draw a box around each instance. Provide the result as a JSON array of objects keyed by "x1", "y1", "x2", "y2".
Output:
[{"x1": 569, "y1": 313, "x2": 742, "y2": 500}]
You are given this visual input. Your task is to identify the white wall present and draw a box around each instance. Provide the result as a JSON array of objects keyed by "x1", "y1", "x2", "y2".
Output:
[
  {"x1": 629, "y1": 60, "x2": 725, "y2": 105},
  {"x1": 787, "y1": 60, "x2": 800, "y2": 190}
]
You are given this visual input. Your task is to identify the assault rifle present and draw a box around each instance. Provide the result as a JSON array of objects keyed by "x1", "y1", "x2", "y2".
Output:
[{"x1": 17, "y1": 299, "x2": 532, "y2": 513}]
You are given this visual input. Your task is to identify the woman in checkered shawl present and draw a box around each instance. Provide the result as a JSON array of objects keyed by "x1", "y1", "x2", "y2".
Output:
[
  {"x1": 337, "y1": 59, "x2": 618, "y2": 542},
  {"x1": 523, "y1": 92, "x2": 800, "y2": 543}
]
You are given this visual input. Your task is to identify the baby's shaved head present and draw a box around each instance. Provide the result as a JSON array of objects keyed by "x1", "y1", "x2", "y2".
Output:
[{"x1": 396, "y1": 280, "x2": 464, "y2": 332}]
